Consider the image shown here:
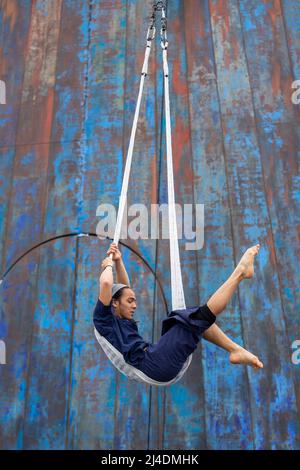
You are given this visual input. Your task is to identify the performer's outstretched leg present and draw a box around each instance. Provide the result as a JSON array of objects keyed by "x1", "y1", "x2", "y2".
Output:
[
  {"x1": 207, "y1": 244, "x2": 260, "y2": 316},
  {"x1": 200, "y1": 244, "x2": 263, "y2": 369}
]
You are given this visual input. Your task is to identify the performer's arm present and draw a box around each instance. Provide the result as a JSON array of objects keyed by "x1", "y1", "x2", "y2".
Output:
[
  {"x1": 109, "y1": 243, "x2": 130, "y2": 286},
  {"x1": 99, "y1": 257, "x2": 114, "y2": 305}
]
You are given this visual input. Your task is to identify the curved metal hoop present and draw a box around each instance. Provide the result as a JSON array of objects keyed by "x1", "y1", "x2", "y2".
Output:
[{"x1": 0, "y1": 233, "x2": 169, "y2": 314}]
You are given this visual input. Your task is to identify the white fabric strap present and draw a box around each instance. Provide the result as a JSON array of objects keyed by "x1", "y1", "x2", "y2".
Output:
[
  {"x1": 94, "y1": 327, "x2": 192, "y2": 386},
  {"x1": 162, "y1": 29, "x2": 186, "y2": 310},
  {"x1": 112, "y1": 31, "x2": 154, "y2": 248},
  {"x1": 99, "y1": 7, "x2": 192, "y2": 385},
  {"x1": 112, "y1": 8, "x2": 186, "y2": 312}
]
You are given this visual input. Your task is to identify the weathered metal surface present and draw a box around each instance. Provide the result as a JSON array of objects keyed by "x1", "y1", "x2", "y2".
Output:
[
  {"x1": 0, "y1": 0, "x2": 299, "y2": 450},
  {"x1": 239, "y1": 1, "x2": 300, "y2": 448},
  {"x1": 161, "y1": 0, "x2": 207, "y2": 450},
  {"x1": 0, "y1": 0, "x2": 32, "y2": 272},
  {"x1": 184, "y1": 0, "x2": 254, "y2": 450},
  {"x1": 209, "y1": 0, "x2": 299, "y2": 449}
]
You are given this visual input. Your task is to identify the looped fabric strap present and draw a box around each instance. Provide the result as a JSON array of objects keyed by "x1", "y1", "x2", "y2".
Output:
[
  {"x1": 111, "y1": 22, "x2": 154, "y2": 253},
  {"x1": 110, "y1": 6, "x2": 185, "y2": 312},
  {"x1": 95, "y1": 4, "x2": 192, "y2": 386},
  {"x1": 94, "y1": 328, "x2": 192, "y2": 386},
  {"x1": 161, "y1": 6, "x2": 185, "y2": 311}
]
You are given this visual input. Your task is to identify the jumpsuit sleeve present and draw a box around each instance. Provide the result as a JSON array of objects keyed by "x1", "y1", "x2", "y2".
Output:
[{"x1": 93, "y1": 299, "x2": 115, "y2": 336}]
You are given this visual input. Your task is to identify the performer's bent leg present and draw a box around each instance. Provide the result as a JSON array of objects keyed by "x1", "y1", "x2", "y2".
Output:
[
  {"x1": 202, "y1": 323, "x2": 263, "y2": 369},
  {"x1": 206, "y1": 245, "x2": 260, "y2": 316},
  {"x1": 202, "y1": 323, "x2": 238, "y2": 352},
  {"x1": 193, "y1": 245, "x2": 263, "y2": 369}
]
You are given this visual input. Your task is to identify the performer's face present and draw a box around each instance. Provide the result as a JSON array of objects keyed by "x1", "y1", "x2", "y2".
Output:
[{"x1": 113, "y1": 288, "x2": 137, "y2": 320}]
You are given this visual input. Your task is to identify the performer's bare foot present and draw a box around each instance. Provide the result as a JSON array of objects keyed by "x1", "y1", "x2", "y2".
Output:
[
  {"x1": 230, "y1": 346, "x2": 263, "y2": 369},
  {"x1": 236, "y1": 244, "x2": 260, "y2": 279}
]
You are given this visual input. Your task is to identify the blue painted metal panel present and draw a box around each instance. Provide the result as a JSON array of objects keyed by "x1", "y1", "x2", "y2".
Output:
[
  {"x1": 184, "y1": 0, "x2": 254, "y2": 450},
  {"x1": 209, "y1": 0, "x2": 298, "y2": 449},
  {"x1": 0, "y1": 0, "x2": 299, "y2": 450},
  {"x1": 239, "y1": 0, "x2": 300, "y2": 449},
  {"x1": 161, "y1": 0, "x2": 207, "y2": 450}
]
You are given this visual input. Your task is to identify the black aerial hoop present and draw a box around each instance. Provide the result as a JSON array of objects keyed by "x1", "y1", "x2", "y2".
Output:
[{"x1": 0, "y1": 232, "x2": 168, "y2": 314}]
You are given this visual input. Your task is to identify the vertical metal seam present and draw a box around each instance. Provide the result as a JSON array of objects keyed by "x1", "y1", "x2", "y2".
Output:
[
  {"x1": 66, "y1": 0, "x2": 93, "y2": 449},
  {"x1": 21, "y1": 0, "x2": 64, "y2": 449},
  {"x1": 182, "y1": 0, "x2": 207, "y2": 450},
  {"x1": 65, "y1": 236, "x2": 80, "y2": 449},
  {"x1": 78, "y1": 0, "x2": 93, "y2": 230},
  {"x1": 113, "y1": 0, "x2": 129, "y2": 449},
  {"x1": 207, "y1": 0, "x2": 256, "y2": 449},
  {"x1": 146, "y1": 0, "x2": 167, "y2": 451}
]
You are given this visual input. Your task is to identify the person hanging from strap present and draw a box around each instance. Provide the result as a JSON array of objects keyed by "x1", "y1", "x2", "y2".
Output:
[
  {"x1": 93, "y1": 242, "x2": 263, "y2": 384},
  {"x1": 92, "y1": 3, "x2": 263, "y2": 385}
]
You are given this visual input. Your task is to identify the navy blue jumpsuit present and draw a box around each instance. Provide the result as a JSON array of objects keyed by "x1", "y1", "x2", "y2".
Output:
[{"x1": 93, "y1": 299, "x2": 216, "y2": 382}]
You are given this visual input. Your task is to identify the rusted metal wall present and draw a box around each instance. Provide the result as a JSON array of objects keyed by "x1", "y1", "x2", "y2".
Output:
[{"x1": 0, "y1": 0, "x2": 299, "y2": 450}]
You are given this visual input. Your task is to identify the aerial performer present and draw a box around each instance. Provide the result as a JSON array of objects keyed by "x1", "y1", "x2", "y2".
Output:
[
  {"x1": 93, "y1": 242, "x2": 263, "y2": 384},
  {"x1": 92, "y1": 3, "x2": 263, "y2": 385}
]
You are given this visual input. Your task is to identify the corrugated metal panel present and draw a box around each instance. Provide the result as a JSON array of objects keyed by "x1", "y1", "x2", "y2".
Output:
[{"x1": 0, "y1": 0, "x2": 299, "y2": 450}]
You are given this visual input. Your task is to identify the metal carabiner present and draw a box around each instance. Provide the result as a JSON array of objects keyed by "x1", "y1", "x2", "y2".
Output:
[
  {"x1": 147, "y1": 25, "x2": 156, "y2": 42},
  {"x1": 153, "y1": 1, "x2": 165, "y2": 12}
]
